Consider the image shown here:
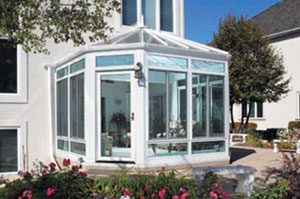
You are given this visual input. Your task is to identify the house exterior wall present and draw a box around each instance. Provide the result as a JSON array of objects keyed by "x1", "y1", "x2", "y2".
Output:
[
  {"x1": 233, "y1": 35, "x2": 300, "y2": 130},
  {"x1": 0, "y1": 1, "x2": 185, "y2": 172}
]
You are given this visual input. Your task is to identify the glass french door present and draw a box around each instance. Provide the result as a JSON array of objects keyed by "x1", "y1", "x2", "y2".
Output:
[{"x1": 97, "y1": 72, "x2": 134, "y2": 161}]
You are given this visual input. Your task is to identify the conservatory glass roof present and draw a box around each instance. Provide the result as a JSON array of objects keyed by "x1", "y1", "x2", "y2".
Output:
[{"x1": 92, "y1": 27, "x2": 228, "y2": 56}]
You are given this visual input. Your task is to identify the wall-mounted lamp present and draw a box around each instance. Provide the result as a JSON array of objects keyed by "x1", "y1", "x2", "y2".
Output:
[{"x1": 134, "y1": 62, "x2": 143, "y2": 79}]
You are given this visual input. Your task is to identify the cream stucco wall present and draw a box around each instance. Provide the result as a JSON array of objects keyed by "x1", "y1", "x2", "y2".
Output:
[
  {"x1": 233, "y1": 35, "x2": 300, "y2": 130},
  {"x1": 0, "y1": 0, "x2": 185, "y2": 172}
]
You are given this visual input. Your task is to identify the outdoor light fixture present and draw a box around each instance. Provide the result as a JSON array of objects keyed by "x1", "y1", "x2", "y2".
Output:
[{"x1": 134, "y1": 62, "x2": 143, "y2": 79}]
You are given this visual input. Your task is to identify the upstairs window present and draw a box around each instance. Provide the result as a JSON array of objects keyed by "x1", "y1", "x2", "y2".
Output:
[
  {"x1": 142, "y1": 0, "x2": 156, "y2": 29},
  {"x1": 160, "y1": 0, "x2": 173, "y2": 32},
  {"x1": 0, "y1": 39, "x2": 17, "y2": 94},
  {"x1": 122, "y1": 0, "x2": 137, "y2": 26},
  {"x1": 122, "y1": 0, "x2": 174, "y2": 32},
  {"x1": 242, "y1": 101, "x2": 263, "y2": 118}
]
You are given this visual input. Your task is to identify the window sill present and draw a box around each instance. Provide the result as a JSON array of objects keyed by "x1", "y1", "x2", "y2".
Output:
[{"x1": 249, "y1": 118, "x2": 266, "y2": 121}]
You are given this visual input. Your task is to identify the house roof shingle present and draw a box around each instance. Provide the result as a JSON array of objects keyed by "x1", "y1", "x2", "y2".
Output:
[{"x1": 252, "y1": 0, "x2": 300, "y2": 35}]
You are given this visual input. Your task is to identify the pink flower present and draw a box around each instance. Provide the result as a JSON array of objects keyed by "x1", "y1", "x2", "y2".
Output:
[
  {"x1": 221, "y1": 191, "x2": 229, "y2": 199},
  {"x1": 158, "y1": 188, "x2": 167, "y2": 199},
  {"x1": 140, "y1": 195, "x2": 145, "y2": 199},
  {"x1": 180, "y1": 192, "x2": 190, "y2": 199},
  {"x1": 48, "y1": 162, "x2": 56, "y2": 172},
  {"x1": 77, "y1": 171, "x2": 87, "y2": 177},
  {"x1": 179, "y1": 187, "x2": 186, "y2": 193},
  {"x1": 213, "y1": 183, "x2": 219, "y2": 188},
  {"x1": 151, "y1": 192, "x2": 156, "y2": 198},
  {"x1": 22, "y1": 190, "x2": 33, "y2": 199},
  {"x1": 63, "y1": 159, "x2": 71, "y2": 167},
  {"x1": 121, "y1": 188, "x2": 131, "y2": 196},
  {"x1": 72, "y1": 165, "x2": 79, "y2": 173},
  {"x1": 46, "y1": 187, "x2": 56, "y2": 196},
  {"x1": 209, "y1": 191, "x2": 218, "y2": 199},
  {"x1": 172, "y1": 195, "x2": 180, "y2": 199}
]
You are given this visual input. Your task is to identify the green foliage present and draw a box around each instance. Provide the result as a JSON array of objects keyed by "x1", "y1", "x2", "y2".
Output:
[
  {"x1": 95, "y1": 169, "x2": 198, "y2": 198},
  {"x1": 249, "y1": 180, "x2": 290, "y2": 199},
  {"x1": 246, "y1": 132, "x2": 263, "y2": 147},
  {"x1": 0, "y1": 0, "x2": 120, "y2": 53},
  {"x1": 211, "y1": 15, "x2": 290, "y2": 129},
  {"x1": 288, "y1": 121, "x2": 300, "y2": 130},
  {"x1": 231, "y1": 122, "x2": 257, "y2": 134},
  {"x1": 0, "y1": 161, "x2": 198, "y2": 199},
  {"x1": 264, "y1": 153, "x2": 300, "y2": 198}
]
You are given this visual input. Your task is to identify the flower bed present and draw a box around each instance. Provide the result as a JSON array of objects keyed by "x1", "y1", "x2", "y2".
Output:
[{"x1": 0, "y1": 159, "x2": 204, "y2": 199}]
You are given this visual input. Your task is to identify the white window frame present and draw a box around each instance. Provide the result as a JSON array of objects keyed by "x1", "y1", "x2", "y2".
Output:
[
  {"x1": 120, "y1": 0, "x2": 178, "y2": 35},
  {"x1": 242, "y1": 101, "x2": 264, "y2": 119},
  {"x1": 55, "y1": 56, "x2": 86, "y2": 158},
  {"x1": 0, "y1": 121, "x2": 27, "y2": 176},
  {"x1": 0, "y1": 40, "x2": 28, "y2": 103},
  {"x1": 146, "y1": 52, "x2": 227, "y2": 157}
]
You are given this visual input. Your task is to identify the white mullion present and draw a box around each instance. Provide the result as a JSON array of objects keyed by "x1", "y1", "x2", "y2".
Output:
[
  {"x1": 67, "y1": 67, "x2": 71, "y2": 151},
  {"x1": 206, "y1": 76, "x2": 210, "y2": 138},
  {"x1": 156, "y1": 0, "x2": 160, "y2": 31},
  {"x1": 187, "y1": 59, "x2": 193, "y2": 155},
  {"x1": 166, "y1": 72, "x2": 170, "y2": 139}
]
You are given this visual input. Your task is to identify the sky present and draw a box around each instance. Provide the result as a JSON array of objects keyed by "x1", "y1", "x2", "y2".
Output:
[{"x1": 184, "y1": 0, "x2": 280, "y2": 44}]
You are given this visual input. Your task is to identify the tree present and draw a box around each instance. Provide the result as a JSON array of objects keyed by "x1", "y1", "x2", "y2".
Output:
[
  {"x1": 211, "y1": 15, "x2": 290, "y2": 131},
  {"x1": 0, "y1": 0, "x2": 120, "y2": 53}
]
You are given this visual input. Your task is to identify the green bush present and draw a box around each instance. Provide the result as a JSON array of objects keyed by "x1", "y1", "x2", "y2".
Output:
[
  {"x1": 231, "y1": 122, "x2": 258, "y2": 134},
  {"x1": 246, "y1": 132, "x2": 263, "y2": 147},
  {"x1": 288, "y1": 121, "x2": 300, "y2": 130},
  {"x1": 249, "y1": 180, "x2": 290, "y2": 199},
  {"x1": 0, "y1": 160, "x2": 198, "y2": 199}
]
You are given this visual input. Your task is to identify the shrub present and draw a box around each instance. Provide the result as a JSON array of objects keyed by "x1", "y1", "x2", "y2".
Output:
[
  {"x1": 246, "y1": 132, "x2": 263, "y2": 148},
  {"x1": 231, "y1": 122, "x2": 257, "y2": 134},
  {"x1": 278, "y1": 129, "x2": 300, "y2": 150},
  {"x1": 95, "y1": 168, "x2": 198, "y2": 199},
  {"x1": 264, "y1": 153, "x2": 300, "y2": 198},
  {"x1": 199, "y1": 172, "x2": 229, "y2": 199},
  {"x1": 0, "y1": 161, "x2": 198, "y2": 199},
  {"x1": 249, "y1": 180, "x2": 290, "y2": 199},
  {"x1": 288, "y1": 121, "x2": 300, "y2": 130}
]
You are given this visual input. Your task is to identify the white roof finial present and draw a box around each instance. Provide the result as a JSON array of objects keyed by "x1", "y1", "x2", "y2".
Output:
[{"x1": 137, "y1": 14, "x2": 145, "y2": 28}]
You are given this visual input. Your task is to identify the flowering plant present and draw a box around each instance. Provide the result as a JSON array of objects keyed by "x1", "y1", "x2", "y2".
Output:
[{"x1": 200, "y1": 172, "x2": 229, "y2": 199}]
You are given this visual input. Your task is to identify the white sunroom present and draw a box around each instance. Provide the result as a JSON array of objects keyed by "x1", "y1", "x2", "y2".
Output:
[{"x1": 52, "y1": 27, "x2": 230, "y2": 168}]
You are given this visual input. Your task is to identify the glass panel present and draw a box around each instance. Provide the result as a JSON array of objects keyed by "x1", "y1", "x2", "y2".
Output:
[
  {"x1": 169, "y1": 72, "x2": 187, "y2": 138},
  {"x1": 149, "y1": 71, "x2": 167, "y2": 139},
  {"x1": 122, "y1": 0, "x2": 137, "y2": 26},
  {"x1": 71, "y1": 142, "x2": 86, "y2": 155},
  {"x1": 101, "y1": 74, "x2": 131, "y2": 158},
  {"x1": 192, "y1": 60, "x2": 225, "y2": 73},
  {"x1": 147, "y1": 55, "x2": 188, "y2": 69},
  {"x1": 210, "y1": 76, "x2": 224, "y2": 137},
  {"x1": 70, "y1": 59, "x2": 85, "y2": 74},
  {"x1": 142, "y1": 0, "x2": 156, "y2": 29},
  {"x1": 160, "y1": 0, "x2": 173, "y2": 32},
  {"x1": 192, "y1": 75, "x2": 207, "y2": 137},
  {"x1": 192, "y1": 141, "x2": 225, "y2": 154},
  {"x1": 257, "y1": 101, "x2": 263, "y2": 118},
  {"x1": 0, "y1": 39, "x2": 17, "y2": 93},
  {"x1": 57, "y1": 79, "x2": 68, "y2": 137},
  {"x1": 57, "y1": 139, "x2": 69, "y2": 151},
  {"x1": 96, "y1": 54, "x2": 134, "y2": 67},
  {"x1": 0, "y1": 129, "x2": 18, "y2": 172},
  {"x1": 70, "y1": 73, "x2": 84, "y2": 139},
  {"x1": 57, "y1": 67, "x2": 68, "y2": 79},
  {"x1": 148, "y1": 143, "x2": 188, "y2": 157}
]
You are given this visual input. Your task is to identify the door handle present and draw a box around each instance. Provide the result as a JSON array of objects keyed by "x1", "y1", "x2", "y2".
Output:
[{"x1": 131, "y1": 112, "x2": 134, "y2": 121}]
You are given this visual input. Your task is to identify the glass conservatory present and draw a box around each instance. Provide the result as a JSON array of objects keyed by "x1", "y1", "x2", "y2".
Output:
[{"x1": 53, "y1": 27, "x2": 230, "y2": 168}]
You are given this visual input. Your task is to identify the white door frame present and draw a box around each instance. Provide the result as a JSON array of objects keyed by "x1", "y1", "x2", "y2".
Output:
[{"x1": 96, "y1": 71, "x2": 136, "y2": 162}]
